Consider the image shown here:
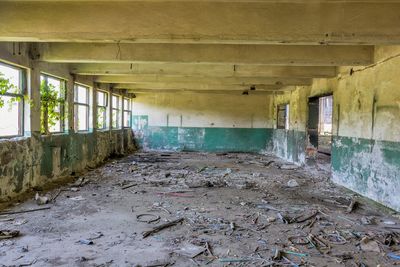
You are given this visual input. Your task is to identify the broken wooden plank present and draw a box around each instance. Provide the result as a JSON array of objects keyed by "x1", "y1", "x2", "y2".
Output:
[
  {"x1": 142, "y1": 218, "x2": 184, "y2": 238},
  {"x1": 0, "y1": 207, "x2": 51, "y2": 216}
]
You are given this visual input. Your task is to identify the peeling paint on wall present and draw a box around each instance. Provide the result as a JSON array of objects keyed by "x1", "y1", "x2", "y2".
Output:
[
  {"x1": 271, "y1": 129, "x2": 306, "y2": 165},
  {"x1": 332, "y1": 136, "x2": 400, "y2": 211},
  {"x1": 135, "y1": 126, "x2": 272, "y2": 153},
  {"x1": 0, "y1": 130, "x2": 135, "y2": 201},
  {"x1": 271, "y1": 46, "x2": 400, "y2": 211}
]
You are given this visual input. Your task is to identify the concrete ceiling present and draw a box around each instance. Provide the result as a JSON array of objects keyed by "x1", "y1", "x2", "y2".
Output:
[{"x1": 1, "y1": 0, "x2": 398, "y2": 95}]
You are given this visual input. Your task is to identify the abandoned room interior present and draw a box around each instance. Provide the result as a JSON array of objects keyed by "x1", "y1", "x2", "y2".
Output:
[{"x1": 0, "y1": 1, "x2": 400, "y2": 266}]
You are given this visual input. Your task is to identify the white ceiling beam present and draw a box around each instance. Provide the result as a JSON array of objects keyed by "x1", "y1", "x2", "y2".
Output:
[
  {"x1": 37, "y1": 43, "x2": 373, "y2": 66},
  {"x1": 71, "y1": 63, "x2": 337, "y2": 78},
  {"x1": 113, "y1": 83, "x2": 283, "y2": 90},
  {"x1": 128, "y1": 89, "x2": 285, "y2": 96},
  {"x1": 0, "y1": 2, "x2": 399, "y2": 44},
  {"x1": 94, "y1": 75, "x2": 312, "y2": 86}
]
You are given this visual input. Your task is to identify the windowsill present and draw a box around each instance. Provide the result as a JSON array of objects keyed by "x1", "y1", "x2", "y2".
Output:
[
  {"x1": 96, "y1": 128, "x2": 110, "y2": 132},
  {"x1": 76, "y1": 130, "x2": 91, "y2": 134},
  {"x1": 41, "y1": 132, "x2": 68, "y2": 137},
  {"x1": 0, "y1": 135, "x2": 27, "y2": 142}
]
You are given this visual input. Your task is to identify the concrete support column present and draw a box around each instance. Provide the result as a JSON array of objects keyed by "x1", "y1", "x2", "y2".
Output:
[
  {"x1": 121, "y1": 90, "x2": 125, "y2": 154},
  {"x1": 92, "y1": 82, "x2": 98, "y2": 133},
  {"x1": 67, "y1": 75, "x2": 75, "y2": 134},
  {"x1": 109, "y1": 85, "x2": 113, "y2": 130},
  {"x1": 29, "y1": 62, "x2": 41, "y2": 135}
]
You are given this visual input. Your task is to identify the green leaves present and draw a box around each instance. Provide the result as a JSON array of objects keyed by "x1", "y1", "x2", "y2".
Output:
[
  {"x1": 40, "y1": 79, "x2": 65, "y2": 134},
  {"x1": 0, "y1": 72, "x2": 19, "y2": 108}
]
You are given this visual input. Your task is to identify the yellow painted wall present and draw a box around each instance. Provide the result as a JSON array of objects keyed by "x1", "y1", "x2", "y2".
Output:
[
  {"x1": 272, "y1": 46, "x2": 400, "y2": 211},
  {"x1": 133, "y1": 92, "x2": 274, "y2": 129}
]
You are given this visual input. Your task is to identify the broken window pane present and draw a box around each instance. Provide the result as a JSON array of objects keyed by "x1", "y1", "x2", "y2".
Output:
[
  {"x1": 123, "y1": 97, "x2": 131, "y2": 128},
  {"x1": 74, "y1": 84, "x2": 90, "y2": 132},
  {"x1": 277, "y1": 104, "x2": 289, "y2": 130},
  {"x1": 112, "y1": 95, "x2": 121, "y2": 129},
  {"x1": 40, "y1": 74, "x2": 66, "y2": 134},
  {"x1": 319, "y1": 95, "x2": 333, "y2": 135},
  {"x1": 0, "y1": 62, "x2": 24, "y2": 137},
  {"x1": 97, "y1": 90, "x2": 108, "y2": 129}
]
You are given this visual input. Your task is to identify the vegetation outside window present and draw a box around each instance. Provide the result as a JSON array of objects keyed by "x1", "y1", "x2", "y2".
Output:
[
  {"x1": 74, "y1": 84, "x2": 90, "y2": 132},
  {"x1": 123, "y1": 97, "x2": 131, "y2": 128},
  {"x1": 0, "y1": 62, "x2": 25, "y2": 137},
  {"x1": 112, "y1": 94, "x2": 121, "y2": 129},
  {"x1": 97, "y1": 90, "x2": 108, "y2": 129},
  {"x1": 40, "y1": 74, "x2": 66, "y2": 134}
]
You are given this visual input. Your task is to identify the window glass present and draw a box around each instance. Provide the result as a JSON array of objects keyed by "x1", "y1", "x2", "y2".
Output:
[
  {"x1": 0, "y1": 99, "x2": 20, "y2": 136},
  {"x1": 0, "y1": 64, "x2": 20, "y2": 93},
  {"x1": 123, "y1": 97, "x2": 131, "y2": 128},
  {"x1": 76, "y1": 105, "x2": 88, "y2": 131},
  {"x1": 112, "y1": 95, "x2": 119, "y2": 108},
  {"x1": 75, "y1": 85, "x2": 88, "y2": 104},
  {"x1": 0, "y1": 62, "x2": 24, "y2": 137},
  {"x1": 123, "y1": 98, "x2": 129, "y2": 109},
  {"x1": 74, "y1": 84, "x2": 90, "y2": 132},
  {"x1": 97, "y1": 91, "x2": 105, "y2": 106},
  {"x1": 97, "y1": 91, "x2": 108, "y2": 129},
  {"x1": 111, "y1": 95, "x2": 121, "y2": 129}
]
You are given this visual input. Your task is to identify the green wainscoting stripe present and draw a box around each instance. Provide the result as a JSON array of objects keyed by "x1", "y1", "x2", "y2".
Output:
[
  {"x1": 272, "y1": 129, "x2": 307, "y2": 164},
  {"x1": 332, "y1": 136, "x2": 400, "y2": 212},
  {"x1": 134, "y1": 126, "x2": 273, "y2": 152},
  {"x1": 39, "y1": 132, "x2": 97, "y2": 176}
]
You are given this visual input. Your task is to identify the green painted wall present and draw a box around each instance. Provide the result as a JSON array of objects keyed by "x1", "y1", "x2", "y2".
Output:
[
  {"x1": 134, "y1": 125, "x2": 273, "y2": 152},
  {"x1": 132, "y1": 93, "x2": 273, "y2": 153},
  {"x1": 272, "y1": 129, "x2": 307, "y2": 164},
  {"x1": 0, "y1": 130, "x2": 135, "y2": 201},
  {"x1": 332, "y1": 136, "x2": 400, "y2": 211},
  {"x1": 270, "y1": 46, "x2": 400, "y2": 211}
]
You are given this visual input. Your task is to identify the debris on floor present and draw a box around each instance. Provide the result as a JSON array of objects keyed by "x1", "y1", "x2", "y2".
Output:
[
  {"x1": 0, "y1": 151, "x2": 399, "y2": 266},
  {"x1": 34, "y1": 193, "x2": 49, "y2": 205},
  {"x1": 0, "y1": 229, "x2": 20, "y2": 239}
]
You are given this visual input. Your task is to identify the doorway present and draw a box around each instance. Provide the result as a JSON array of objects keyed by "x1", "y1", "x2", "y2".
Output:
[{"x1": 307, "y1": 95, "x2": 333, "y2": 167}]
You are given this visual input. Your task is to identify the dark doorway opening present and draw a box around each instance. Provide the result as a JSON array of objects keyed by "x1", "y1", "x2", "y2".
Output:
[{"x1": 307, "y1": 95, "x2": 333, "y2": 168}]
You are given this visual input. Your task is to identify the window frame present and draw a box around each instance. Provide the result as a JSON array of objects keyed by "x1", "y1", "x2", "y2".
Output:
[
  {"x1": 318, "y1": 95, "x2": 333, "y2": 136},
  {"x1": 111, "y1": 94, "x2": 122, "y2": 129},
  {"x1": 96, "y1": 90, "x2": 109, "y2": 130},
  {"x1": 0, "y1": 61, "x2": 25, "y2": 138},
  {"x1": 40, "y1": 73, "x2": 67, "y2": 134},
  {"x1": 73, "y1": 83, "x2": 90, "y2": 132},
  {"x1": 277, "y1": 103, "x2": 289, "y2": 130},
  {"x1": 123, "y1": 97, "x2": 132, "y2": 128}
]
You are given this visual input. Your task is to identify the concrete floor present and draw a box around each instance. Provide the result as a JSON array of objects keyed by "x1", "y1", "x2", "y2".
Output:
[{"x1": 0, "y1": 152, "x2": 399, "y2": 267}]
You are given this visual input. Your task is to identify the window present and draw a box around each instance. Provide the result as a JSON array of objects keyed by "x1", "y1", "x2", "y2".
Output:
[
  {"x1": 123, "y1": 97, "x2": 132, "y2": 128},
  {"x1": 0, "y1": 62, "x2": 24, "y2": 137},
  {"x1": 319, "y1": 95, "x2": 333, "y2": 136},
  {"x1": 112, "y1": 94, "x2": 121, "y2": 129},
  {"x1": 74, "y1": 84, "x2": 90, "y2": 132},
  {"x1": 277, "y1": 104, "x2": 289, "y2": 130},
  {"x1": 40, "y1": 74, "x2": 66, "y2": 134},
  {"x1": 97, "y1": 90, "x2": 108, "y2": 129}
]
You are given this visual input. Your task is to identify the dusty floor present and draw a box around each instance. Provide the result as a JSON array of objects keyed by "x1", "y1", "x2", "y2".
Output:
[{"x1": 1, "y1": 152, "x2": 400, "y2": 267}]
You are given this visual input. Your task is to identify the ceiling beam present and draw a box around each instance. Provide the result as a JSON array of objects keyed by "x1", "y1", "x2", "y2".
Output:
[
  {"x1": 37, "y1": 43, "x2": 373, "y2": 66},
  {"x1": 94, "y1": 75, "x2": 312, "y2": 86},
  {"x1": 71, "y1": 63, "x2": 337, "y2": 78},
  {"x1": 128, "y1": 89, "x2": 285, "y2": 96},
  {"x1": 1, "y1": 2, "x2": 399, "y2": 44},
  {"x1": 113, "y1": 83, "x2": 284, "y2": 91}
]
